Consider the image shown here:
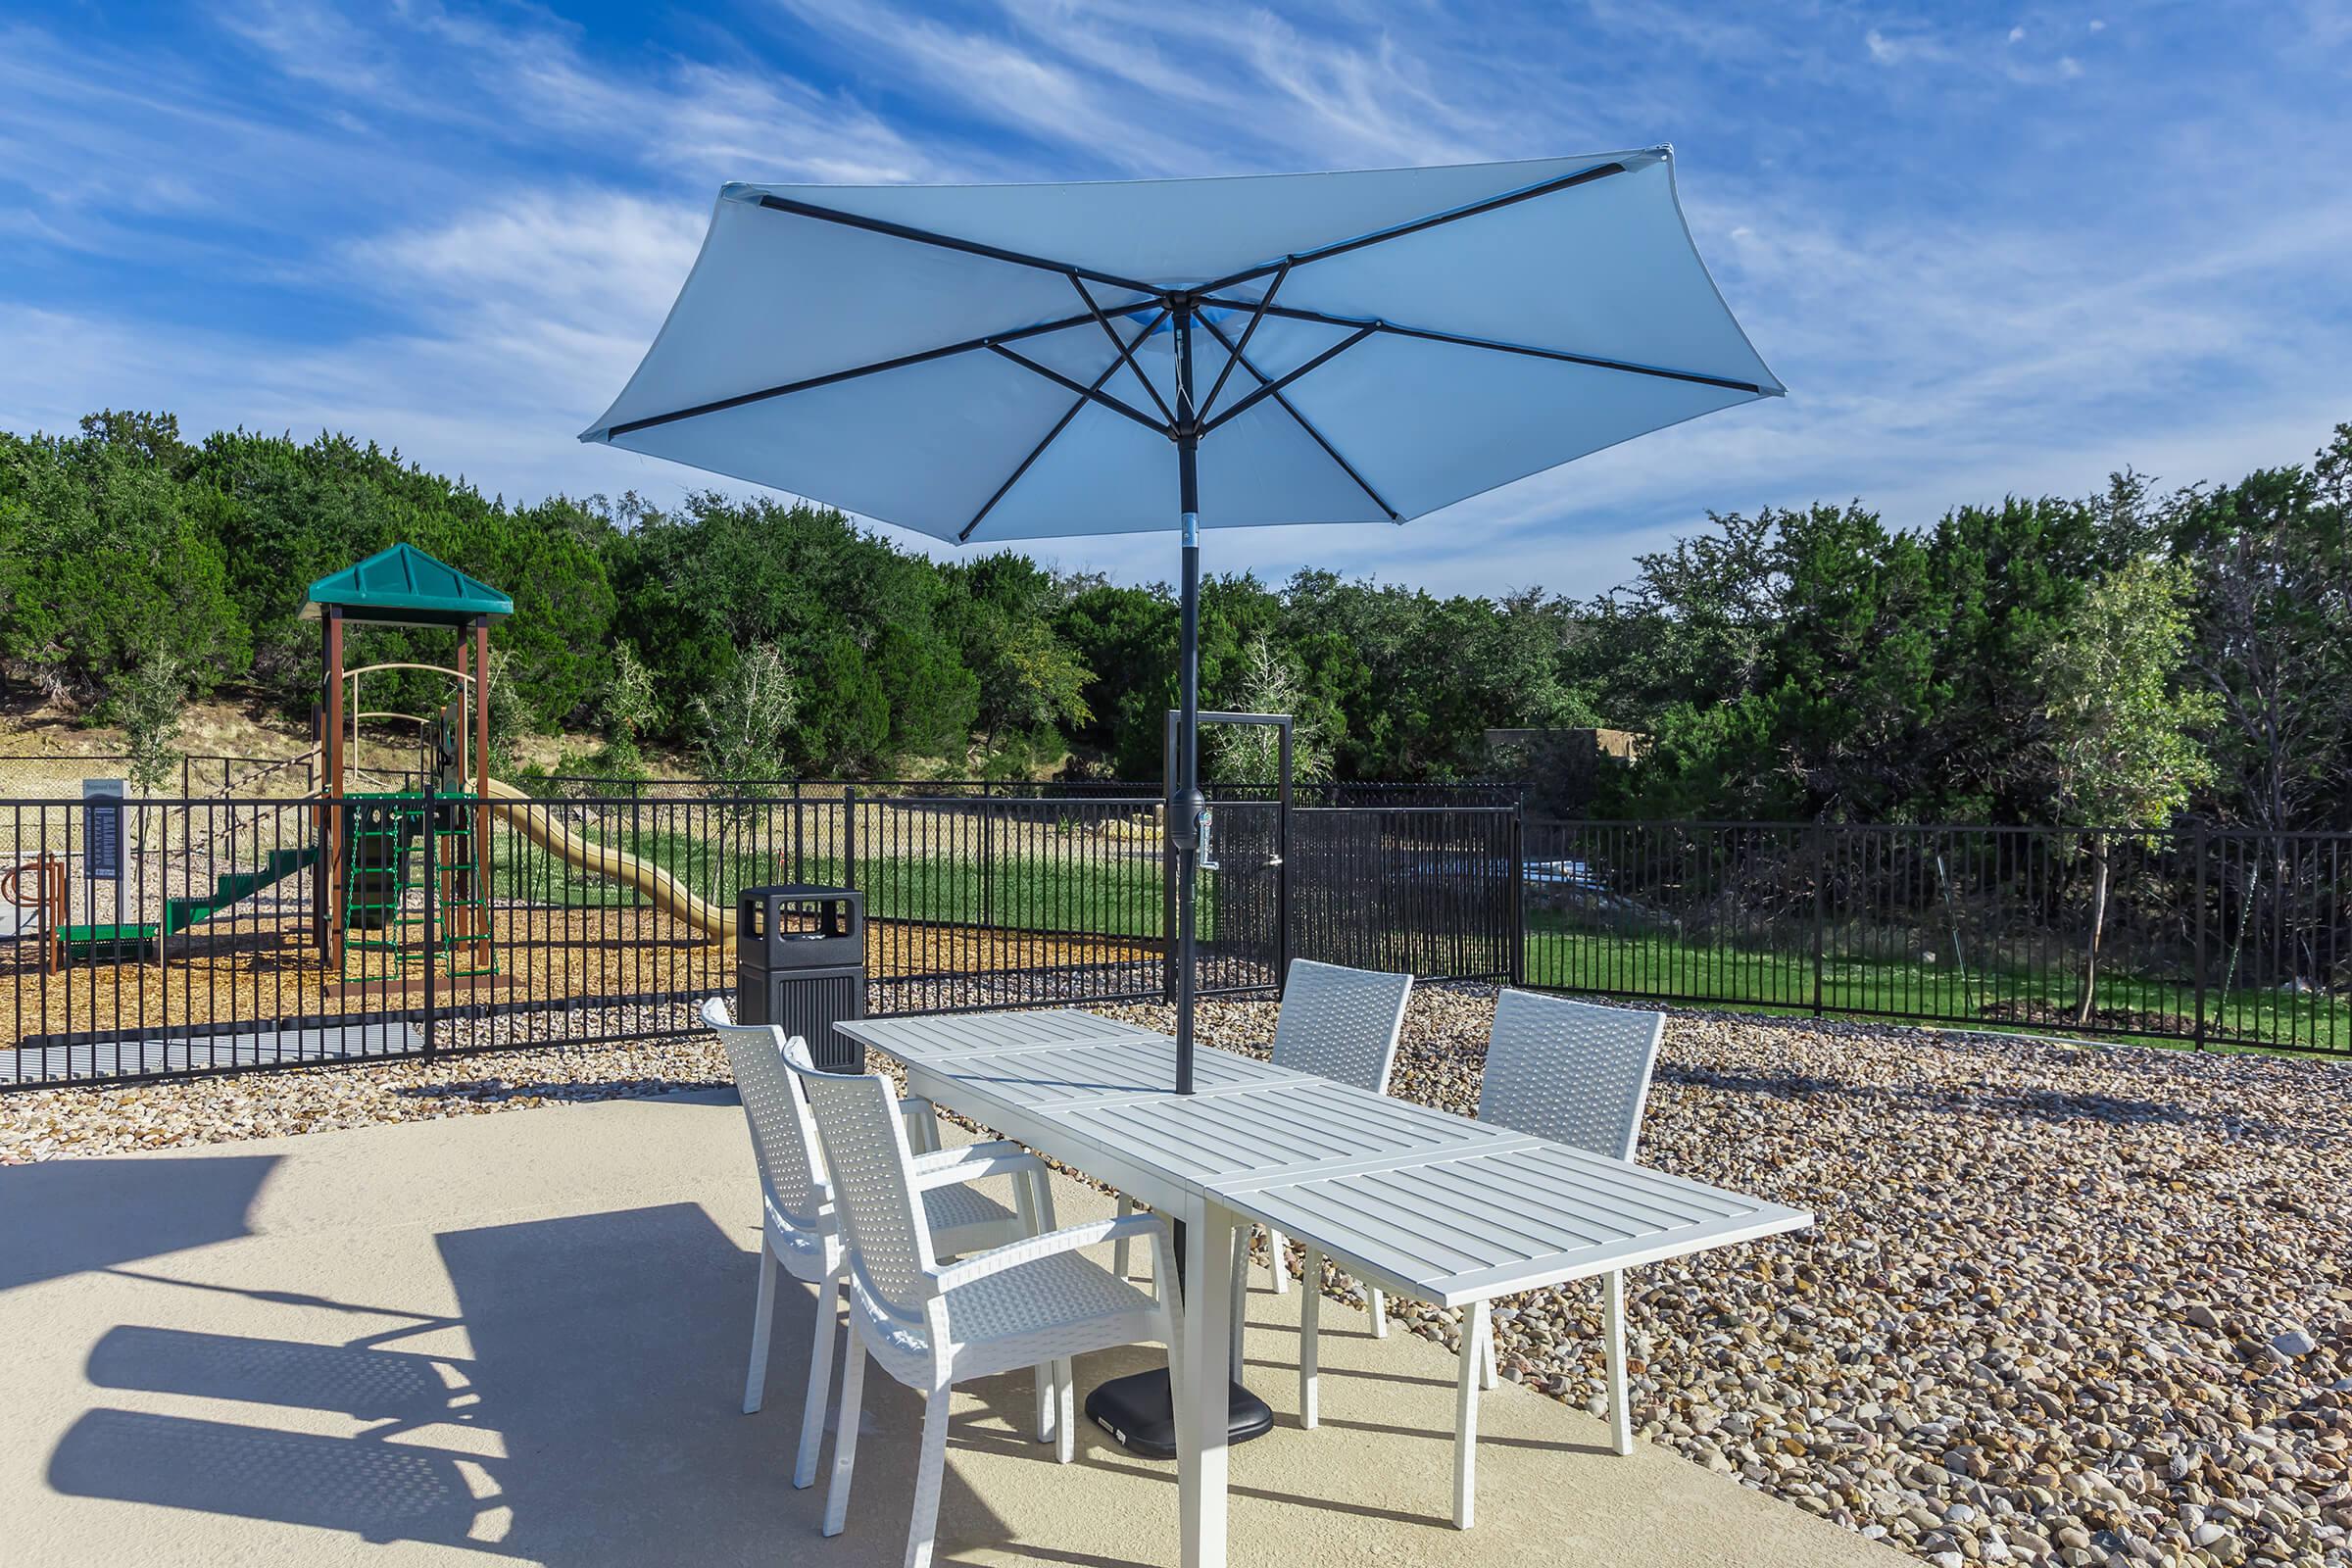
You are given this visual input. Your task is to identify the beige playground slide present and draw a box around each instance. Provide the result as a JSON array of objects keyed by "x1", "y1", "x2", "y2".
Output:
[{"x1": 481, "y1": 777, "x2": 738, "y2": 939}]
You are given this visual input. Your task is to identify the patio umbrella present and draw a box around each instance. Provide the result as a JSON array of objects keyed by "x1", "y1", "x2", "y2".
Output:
[{"x1": 583, "y1": 146, "x2": 1783, "y2": 1104}]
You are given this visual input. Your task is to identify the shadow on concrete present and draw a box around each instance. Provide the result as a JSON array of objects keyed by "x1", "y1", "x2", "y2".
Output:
[
  {"x1": 87, "y1": 1325, "x2": 461, "y2": 1423},
  {"x1": 0, "y1": 1153, "x2": 276, "y2": 1292},
  {"x1": 46, "y1": 1200, "x2": 1075, "y2": 1562}
]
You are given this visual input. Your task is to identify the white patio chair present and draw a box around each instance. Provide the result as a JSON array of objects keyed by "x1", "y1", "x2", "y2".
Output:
[
  {"x1": 1442, "y1": 989, "x2": 1662, "y2": 1525},
  {"x1": 785, "y1": 1041, "x2": 1179, "y2": 1568},
  {"x1": 702, "y1": 999, "x2": 1049, "y2": 1492}
]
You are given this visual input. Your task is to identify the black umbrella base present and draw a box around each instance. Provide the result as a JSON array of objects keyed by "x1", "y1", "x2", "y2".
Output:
[{"x1": 1084, "y1": 1368, "x2": 1273, "y2": 1460}]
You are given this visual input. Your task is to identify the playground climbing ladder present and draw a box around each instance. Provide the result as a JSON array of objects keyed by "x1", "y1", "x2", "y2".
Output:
[{"x1": 338, "y1": 792, "x2": 498, "y2": 981}]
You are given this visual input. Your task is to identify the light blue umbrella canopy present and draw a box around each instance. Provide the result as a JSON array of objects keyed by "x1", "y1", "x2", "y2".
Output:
[
  {"x1": 583, "y1": 148, "x2": 1780, "y2": 541},
  {"x1": 584, "y1": 148, "x2": 1781, "y2": 1095}
]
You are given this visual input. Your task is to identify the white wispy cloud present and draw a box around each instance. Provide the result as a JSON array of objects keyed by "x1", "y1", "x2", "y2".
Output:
[{"x1": 0, "y1": 0, "x2": 2346, "y2": 605}]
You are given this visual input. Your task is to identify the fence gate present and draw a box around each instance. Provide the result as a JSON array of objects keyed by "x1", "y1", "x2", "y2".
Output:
[{"x1": 1164, "y1": 711, "x2": 1293, "y2": 999}]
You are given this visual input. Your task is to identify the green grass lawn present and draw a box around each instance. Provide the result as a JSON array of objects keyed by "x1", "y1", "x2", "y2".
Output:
[
  {"x1": 489, "y1": 822, "x2": 1180, "y2": 939},
  {"x1": 478, "y1": 816, "x2": 2349, "y2": 1055},
  {"x1": 1525, "y1": 916, "x2": 2352, "y2": 1054}
]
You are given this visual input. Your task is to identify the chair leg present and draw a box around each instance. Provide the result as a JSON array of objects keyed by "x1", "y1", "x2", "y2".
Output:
[
  {"x1": 1054, "y1": 1357, "x2": 1076, "y2": 1464},
  {"x1": 1298, "y1": 1247, "x2": 1322, "y2": 1429},
  {"x1": 905, "y1": 1383, "x2": 954, "y2": 1568},
  {"x1": 793, "y1": 1267, "x2": 842, "y2": 1489},
  {"x1": 1032, "y1": 1165, "x2": 1058, "y2": 1230},
  {"x1": 1268, "y1": 1227, "x2": 1289, "y2": 1295},
  {"x1": 743, "y1": 1236, "x2": 778, "y2": 1415},
  {"x1": 1370, "y1": 1287, "x2": 1388, "y2": 1338},
  {"x1": 1166, "y1": 1239, "x2": 1196, "y2": 1540},
  {"x1": 1035, "y1": 1360, "x2": 1055, "y2": 1443},
  {"x1": 1229, "y1": 1228, "x2": 1249, "y2": 1372},
  {"x1": 1603, "y1": 1269, "x2": 1633, "y2": 1456},
  {"x1": 1453, "y1": 1299, "x2": 1488, "y2": 1529},
  {"x1": 1113, "y1": 1196, "x2": 1133, "y2": 1279},
  {"x1": 822, "y1": 1332, "x2": 867, "y2": 1539}
]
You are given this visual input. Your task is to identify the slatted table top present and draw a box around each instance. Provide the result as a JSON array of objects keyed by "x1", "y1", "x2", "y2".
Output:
[{"x1": 841, "y1": 1010, "x2": 1811, "y2": 1308}]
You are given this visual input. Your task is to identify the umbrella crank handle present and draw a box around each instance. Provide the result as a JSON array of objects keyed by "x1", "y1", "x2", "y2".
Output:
[{"x1": 1169, "y1": 788, "x2": 1217, "y2": 871}]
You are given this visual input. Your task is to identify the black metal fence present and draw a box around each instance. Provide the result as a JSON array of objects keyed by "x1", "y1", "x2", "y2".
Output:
[
  {"x1": 1524, "y1": 818, "x2": 2352, "y2": 1054},
  {"x1": 0, "y1": 786, "x2": 1515, "y2": 1088},
  {"x1": 9, "y1": 793, "x2": 2349, "y2": 1090}
]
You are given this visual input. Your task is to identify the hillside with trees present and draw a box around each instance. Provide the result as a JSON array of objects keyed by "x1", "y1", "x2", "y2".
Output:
[{"x1": 0, "y1": 410, "x2": 2345, "y2": 827}]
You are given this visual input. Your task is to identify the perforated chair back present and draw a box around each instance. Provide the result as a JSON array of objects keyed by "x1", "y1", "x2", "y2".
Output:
[
  {"x1": 784, "y1": 1049, "x2": 940, "y2": 1328},
  {"x1": 1269, "y1": 959, "x2": 1415, "y2": 1094},
  {"x1": 701, "y1": 997, "x2": 827, "y2": 1230},
  {"x1": 1478, "y1": 990, "x2": 1663, "y2": 1161}
]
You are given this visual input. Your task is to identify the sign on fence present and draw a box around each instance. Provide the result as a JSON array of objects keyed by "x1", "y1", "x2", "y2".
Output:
[{"x1": 82, "y1": 778, "x2": 123, "y2": 880}]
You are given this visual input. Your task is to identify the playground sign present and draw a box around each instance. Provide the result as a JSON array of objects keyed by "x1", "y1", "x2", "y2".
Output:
[{"x1": 82, "y1": 778, "x2": 122, "y2": 880}]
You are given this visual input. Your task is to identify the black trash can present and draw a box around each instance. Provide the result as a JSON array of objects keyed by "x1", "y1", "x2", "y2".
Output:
[{"x1": 736, "y1": 885, "x2": 865, "y2": 1072}]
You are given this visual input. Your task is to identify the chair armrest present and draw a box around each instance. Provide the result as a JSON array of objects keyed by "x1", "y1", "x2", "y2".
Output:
[
  {"x1": 933, "y1": 1212, "x2": 1160, "y2": 1294},
  {"x1": 909, "y1": 1140, "x2": 1039, "y2": 1191}
]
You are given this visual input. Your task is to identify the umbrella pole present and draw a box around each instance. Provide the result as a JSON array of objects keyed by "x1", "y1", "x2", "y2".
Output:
[
  {"x1": 1173, "y1": 440, "x2": 1201, "y2": 1093},
  {"x1": 1085, "y1": 304, "x2": 1273, "y2": 1456}
]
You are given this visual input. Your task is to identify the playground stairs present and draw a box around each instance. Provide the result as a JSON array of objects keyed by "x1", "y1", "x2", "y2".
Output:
[
  {"x1": 339, "y1": 792, "x2": 498, "y2": 982},
  {"x1": 60, "y1": 845, "x2": 321, "y2": 961}
]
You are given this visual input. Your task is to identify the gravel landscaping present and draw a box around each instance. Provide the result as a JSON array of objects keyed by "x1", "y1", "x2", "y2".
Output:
[{"x1": 5, "y1": 989, "x2": 2349, "y2": 1567}]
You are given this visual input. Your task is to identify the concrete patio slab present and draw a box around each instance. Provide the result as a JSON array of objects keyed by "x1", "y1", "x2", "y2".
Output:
[{"x1": 0, "y1": 1087, "x2": 1906, "y2": 1567}]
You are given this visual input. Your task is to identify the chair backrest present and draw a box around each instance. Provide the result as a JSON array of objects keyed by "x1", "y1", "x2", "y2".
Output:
[
  {"x1": 701, "y1": 998, "x2": 826, "y2": 1230},
  {"x1": 1270, "y1": 959, "x2": 1414, "y2": 1094},
  {"x1": 781, "y1": 1046, "x2": 940, "y2": 1327},
  {"x1": 1477, "y1": 990, "x2": 1662, "y2": 1161}
]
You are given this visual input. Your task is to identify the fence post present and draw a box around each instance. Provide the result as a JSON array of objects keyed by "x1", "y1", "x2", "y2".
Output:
[
  {"x1": 1811, "y1": 822, "x2": 1828, "y2": 1018},
  {"x1": 843, "y1": 785, "x2": 858, "y2": 895},
  {"x1": 2192, "y1": 817, "x2": 2209, "y2": 1051},
  {"x1": 422, "y1": 798, "x2": 438, "y2": 1061},
  {"x1": 981, "y1": 778, "x2": 995, "y2": 931},
  {"x1": 1508, "y1": 807, "x2": 1526, "y2": 988}
]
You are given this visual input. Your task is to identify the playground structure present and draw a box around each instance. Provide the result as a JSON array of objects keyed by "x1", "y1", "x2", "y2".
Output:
[
  {"x1": 0, "y1": 545, "x2": 751, "y2": 1000},
  {"x1": 0, "y1": 545, "x2": 1319, "y2": 1084}
]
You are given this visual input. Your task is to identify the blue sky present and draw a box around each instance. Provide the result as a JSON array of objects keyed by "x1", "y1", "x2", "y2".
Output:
[{"x1": 4, "y1": 2, "x2": 2348, "y2": 598}]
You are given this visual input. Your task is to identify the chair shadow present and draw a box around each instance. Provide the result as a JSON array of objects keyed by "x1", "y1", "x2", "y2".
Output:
[
  {"x1": 50, "y1": 1408, "x2": 491, "y2": 1545},
  {"x1": 1239, "y1": 1353, "x2": 1455, "y2": 1390},
  {"x1": 44, "y1": 1200, "x2": 1042, "y2": 1564},
  {"x1": 1303, "y1": 1411, "x2": 1619, "y2": 1458},
  {"x1": 86, "y1": 1325, "x2": 465, "y2": 1424}
]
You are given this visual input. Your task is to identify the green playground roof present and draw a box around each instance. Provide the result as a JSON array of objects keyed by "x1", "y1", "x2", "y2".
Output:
[{"x1": 302, "y1": 544, "x2": 512, "y2": 627}]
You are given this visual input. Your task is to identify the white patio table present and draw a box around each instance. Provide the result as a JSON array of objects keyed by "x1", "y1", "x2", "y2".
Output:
[{"x1": 836, "y1": 1008, "x2": 1811, "y2": 1567}]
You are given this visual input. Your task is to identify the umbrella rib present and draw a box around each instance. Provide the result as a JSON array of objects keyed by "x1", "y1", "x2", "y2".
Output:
[
  {"x1": 987, "y1": 345, "x2": 1169, "y2": 435},
  {"x1": 1199, "y1": 325, "x2": 1376, "y2": 435},
  {"x1": 1196, "y1": 259, "x2": 1289, "y2": 423},
  {"x1": 598, "y1": 309, "x2": 1106, "y2": 438},
  {"x1": 1195, "y1": 313, "x2": 1397, "y2": 521},
  {"x1": 1069, "y1": 275, "x2": 1176, "y2": 426},
  {"x1": 1194, "y1": 297, "x2": 1771, "y2": 395},
  {"x1": 1193, "y1": 158, "x2": 1632, "y2": 296},
  {"x1": 960, "y1": 310, "x2": 1168, "y2": 543},
  {"x1": 748, "y1": 192, "x2": 1162, "y2": 298}
]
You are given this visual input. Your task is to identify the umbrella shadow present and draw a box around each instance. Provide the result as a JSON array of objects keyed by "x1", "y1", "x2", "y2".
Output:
[{"x1": 0, "y1": 1153, "x2": 276, "y2": 1293}]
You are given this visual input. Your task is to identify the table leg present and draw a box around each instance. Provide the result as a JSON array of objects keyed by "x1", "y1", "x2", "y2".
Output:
[
  {"x1": 1603, "y1": 1269, "x2": 1633, "y2": 1456},
  {"x1": 1179, "y1": 1198, "x2": 1237, "y2": 1568}
]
